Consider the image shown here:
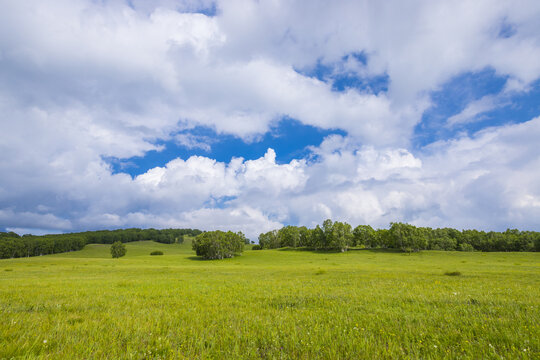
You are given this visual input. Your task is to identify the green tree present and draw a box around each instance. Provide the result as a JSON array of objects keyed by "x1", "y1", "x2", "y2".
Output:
[
  {"x1": 311, "y1": 225, "x2": 325, "y2": 249},
  {"x1": 237, "y1": 231, "x2": 250, "y2": 245},
  {"x1": 321, "y1": 219, "x2": 334, "y2": 249},
  {"x1": 389, "y1": 223, "x2": 428, "y2": 252},
  {"x1": 312, "y1": 219, "x2": 354, "y2": 251},
  {"x1": 258, "y1": 230, "x2": 280, "y2": 249},
  {"x1": 328, "y1": 221, "x2": 353, "y2": 252},
  {"x1": 110, "y1": 241, "x2": 127, "y2": 258},
  {"x1": 298, "y1": 226, "x2": 310, "y2": 247},
  {"x1": 278, "y1": 226, "x2": 300, "y2": 247},
  {"x1": 429, "y1": 228, "x2": 457, "y2": 250},
  {"x1": 192, "y1": 231, "x2": 244, "y2": 259},
  {"x1": 353, "y1": 225, "x2": 375, "y2": 247}
]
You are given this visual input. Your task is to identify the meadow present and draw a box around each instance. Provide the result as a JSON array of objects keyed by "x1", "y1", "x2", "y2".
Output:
[{"x1": 0, "y1": 240, "x2": 538, "y2": 359}]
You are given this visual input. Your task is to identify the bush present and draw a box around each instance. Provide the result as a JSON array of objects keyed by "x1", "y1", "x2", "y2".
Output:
[
  {"x1": 110, "y1": 241, "x2": 126, "y2": 258},
  {"x1": 150, "y1": 251, "x2": 163, "y2": 256},
  {"x1": 444, "y1": 271, "x2": 462, "y2": 276},
  {"x1": 251, "y1": 245, "x2": 262, "y2": 250},
  {"x1": 458, "y1": 243, "x2": 474, "y2": 252},
  {"x1": 192, "y1": 231, "x2": 244, "y2": 260}
]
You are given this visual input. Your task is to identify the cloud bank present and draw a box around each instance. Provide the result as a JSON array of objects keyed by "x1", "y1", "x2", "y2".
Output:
[{"x1": 1, "y1": 0, "x2": 539, "y2": 238}]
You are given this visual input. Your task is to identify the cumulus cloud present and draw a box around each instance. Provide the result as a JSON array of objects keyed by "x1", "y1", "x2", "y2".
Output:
[
  {"x1": 2, "y1": 117, "x2": 540, "y2": 238},
  {"x1": 1, "y1": 0, "x2": 540, "y2": 237},
  {"x1": 273, "y1": 117, "x2": 540, "y2": 231},
  {"x1": 2, "y1": 0, "x2": 540, "y2": 145}
]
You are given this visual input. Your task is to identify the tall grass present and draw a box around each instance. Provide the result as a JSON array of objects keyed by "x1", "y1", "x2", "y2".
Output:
[{"x1": 0, "y1": 241, "x2": 538, "y2": 359}]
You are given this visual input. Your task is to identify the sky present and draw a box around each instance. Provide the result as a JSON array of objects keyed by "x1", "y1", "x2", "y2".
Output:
[{"x1": 1, "y1": 0, "x2": 540, "y2": 239}]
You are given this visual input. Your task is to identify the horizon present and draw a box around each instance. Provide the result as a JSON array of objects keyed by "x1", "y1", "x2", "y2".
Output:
[{"x1": 3, "y1": 222, "x2": 538, "y2": 239}]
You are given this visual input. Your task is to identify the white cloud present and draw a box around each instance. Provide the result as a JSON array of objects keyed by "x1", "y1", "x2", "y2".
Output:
[
  {"x1": 447, "y1": 95, "x2": 498, "y2": 126},
  {"x1": 1, "y1": 117, "x2": 540, "y2": 238},
  {"x1": 241, "y1": 149, "x2": 307, "y2": 193},
  {"x1": 174, "y1": 133, "x2": 213, "y2": 151},
  {"x1": 2, "y1": 0, "x2": 540, "y2": 146},
  {"x1": 0, "y1": 209, "x2": 72, "y2": 231},
  {"x1": 1, "y1": 0, "x2": 540, "y2": 237},
  {"x1": 418, "y1": 116, "x2": 540, "y2": 229}
]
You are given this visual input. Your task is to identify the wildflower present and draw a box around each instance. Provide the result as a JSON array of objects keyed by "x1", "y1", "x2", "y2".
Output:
[{"x1": 43, "y1": 340, "x2": 47, "y2": 344}]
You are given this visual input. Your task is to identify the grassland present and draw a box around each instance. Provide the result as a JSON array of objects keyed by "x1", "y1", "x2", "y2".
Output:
[{"x1": 0, "y1": 240, "x2": 538, "y2": 359}]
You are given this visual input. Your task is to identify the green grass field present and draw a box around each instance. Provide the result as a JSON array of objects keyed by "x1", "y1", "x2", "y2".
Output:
[{"x1": 1, "y1": 240, "x2": 538, "y2": 359}]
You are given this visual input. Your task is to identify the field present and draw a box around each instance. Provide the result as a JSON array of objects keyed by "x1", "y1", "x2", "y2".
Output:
[{"x1": 0, "y1": 240, "x2": 538, "y2": 359}]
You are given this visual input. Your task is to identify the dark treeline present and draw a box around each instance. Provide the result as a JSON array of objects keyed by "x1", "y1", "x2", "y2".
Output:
[
  {"x1": 258, "y1": 220, "x2": 540, "y2": 252},
  {"x1": 81, "y1": 228, "x2": 201, "y2": 244},
  {"x1": 0, "y1": 232, "x2": 87, "y2": 259},
  {"x1": 0, "y1": 228, "x2": 202, "y2": 259}
]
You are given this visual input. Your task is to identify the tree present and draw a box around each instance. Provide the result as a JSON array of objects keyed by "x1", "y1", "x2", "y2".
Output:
[
  {"x1": 429, "y1": 228, "x2": 457, "y2": 250},
  {"x1": 278, "y1": 226, "x2": 300, "y2": 248},
  {"x1": 237, "y1": 231, "x2": 250, "y2": 245},
  {"x1": 296, "y1": 226, "x2": 309, "y2": 247},
  {"x1": 311, "y1": 225, "x2": 325, "y2": 249},
  {"x1": 389, "y1": 223, "x2": 428, "y2": 252},
  {"x1": 307, "y1": 219, "x2": 354, "y2": 251},
  {"x1": 258, "y1": 230, "x2": 280, "y2": 249},
  {"x1": 353, "y1": 225, "x2": 375, "y2": 247},
  {"x1": 110, "y1": 241, "x2": 126, "y2": 258},
  {"x1": 458, "y1": 243, "x2": 474, "y2": 252},
  {"x1": 327, "y1": 221, "x2": 353, "y2": 252},
  {"x1": 192, "y1": 231, "x2": 244, "y2": 260}
]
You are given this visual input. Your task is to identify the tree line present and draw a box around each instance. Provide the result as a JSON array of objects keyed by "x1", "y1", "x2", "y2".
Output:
[
  {"x1": 80, "y1": 228, "x2": 201, "y2": 244},
  {"x1": 0, "y1": 228, "x2": 202, "y2": 259},
  {"x1": 258, "y1": 220, "x2": 540, "y2": 252}
]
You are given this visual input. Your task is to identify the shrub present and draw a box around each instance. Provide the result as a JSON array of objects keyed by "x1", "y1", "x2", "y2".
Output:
[
  {"x1": 403, "y1": 247, "x2": 414, "y2": 254},
  {"x1": 192, "y1": 231, "x2": 244, "y2": 260},
  {"x1": 150, "y1": 251, "x2": 163, "y2": 256},
  {"x1": 251, "y1": 245, "x2": 262, "y2": 250},
  {"x1": 110, "y1": 241, "x2": 126, "y2": 258},
  {"x1": 458, "y1": 243, "x2": 474, "y2": 252},
  {"x1": 444, "y1": 271, "x2": 462, "y2": 276}
]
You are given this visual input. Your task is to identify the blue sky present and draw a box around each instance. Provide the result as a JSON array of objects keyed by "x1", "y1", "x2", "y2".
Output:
[
  {"x1": 414, "y1": 69, "x2": 540, "y2": 147},
  {"x1": 1, "y1": 0, "x2": 540, "y2": 238},
  {"x1": 107, "y1": 119, "x2": 346, "y2": 177}
]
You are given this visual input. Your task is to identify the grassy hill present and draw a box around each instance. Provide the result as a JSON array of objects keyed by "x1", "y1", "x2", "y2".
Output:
[{"x1": 1, "y1": 241, "x2": 538, "y2": 359}]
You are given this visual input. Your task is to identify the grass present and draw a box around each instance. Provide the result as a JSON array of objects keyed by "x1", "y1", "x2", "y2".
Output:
[{"x1": 0, "y1": 240, "x2": 538, "y2": 359}]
